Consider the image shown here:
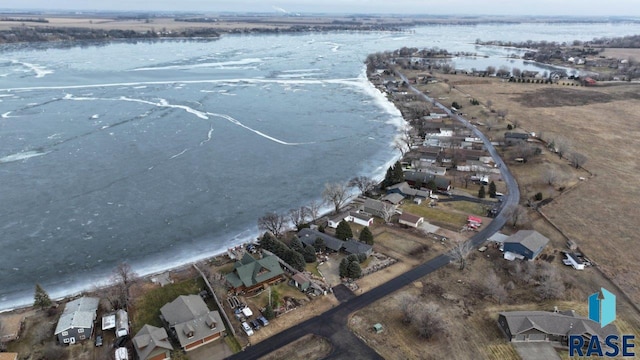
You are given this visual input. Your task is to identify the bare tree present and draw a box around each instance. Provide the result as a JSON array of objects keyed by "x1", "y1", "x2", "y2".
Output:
[
  {"x1": 414, "y1": 302, "x2": 446, "y2": 339},
  {"x1": 484, "y1": 270, "x2": 508, "y2": 304},
  {"x1": 486, "y1": 66, "x2": 496, "y2": 75},
  {"x1": 542, "y1": 168, "x2": 559, "y2": 186},
  {"x1": 515, "y1": 142, "x2": 538, "y2": 162},
  {"x1": 485, "y1": 117, "x2": 497, "y2": 131},
  {"x1": 536, "y1": 263, "x2": 565, "y2": 300},
  {"x1": 554, "y1": 136, "x2": 570, "y2": 159},
  {"x1": 322, "y1": 182, "x2": 349, "y2": 214},
  {"x1": 497, "y1": 109, "x2": 509, "y2": 120},
  {"x1": 288, "y1": 207, "x2": 308, "y2": 230},
  {"x1": 348, "y1": 176, "x2": 378, "y2": 195},
  {"x1": 380, "y1": 202, "x2": 397, "y2": 223},
  {"x1": 449, "y1": 241, "x2": 474, "y2": 270},
  {"x1": 112, "y1": 262, "x2": 138, "y2": 309},
  {"x1": 399, "y1": 294, "x2": 418, "y2": 324},
  {"x1": 511, "y1": 67, "x2": 522, "y2": 77},
  {"x1": 306, "y1": 200, "x2": 322, "y2": 223},
  {"x1": 507, "y1": 204, "x2": 529, "y2": 228},
  {"x1": 258, "y1": 212, "x2": 287, "y2": 238},
  {"x1": 393, "y1": 138, "x2": 409, "y2": 156},
  {"x1": 512, "y1": 118, "x2": 521, "y2": 128},
  {"x1": 569, "y1": 152, "x2": 587, "y2": 169},
  {"x1": 486, "y1": 99, "x2": 493, "y2": 110}
]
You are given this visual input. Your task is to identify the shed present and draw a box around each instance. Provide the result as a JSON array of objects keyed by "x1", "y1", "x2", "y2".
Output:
[
  {"x1": 398, "y1": 212, "x2": 424, "y2": 228},
  {"x1": 373, "y1": 323, "x2": 384, "y2": 334},
  {"x1": 292, "y1": 272, "x2": 311, "y2": 292}
]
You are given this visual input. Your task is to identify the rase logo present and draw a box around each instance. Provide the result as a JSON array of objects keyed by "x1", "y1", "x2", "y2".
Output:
[{"x1": 569, "y1": 288, "x2": 635, "y2": 357}]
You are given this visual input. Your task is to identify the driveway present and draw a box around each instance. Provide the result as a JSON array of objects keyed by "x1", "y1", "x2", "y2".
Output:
[
  {"x1": 188, "y1": 339, "x2": 233, "y2": 360},
  {"x1": 318, "y1": 254, "x2": 344, "y2": 288},
  {"x1": 512, "y1": 342, "x2": 561, "y2": 360}
]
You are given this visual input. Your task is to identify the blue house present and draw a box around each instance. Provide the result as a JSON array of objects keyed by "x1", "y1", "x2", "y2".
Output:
[{"x1": 503, "y1": 230, "x2": 550, "y2": 261}]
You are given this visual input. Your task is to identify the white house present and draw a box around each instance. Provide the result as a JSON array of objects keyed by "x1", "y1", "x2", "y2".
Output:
[
  {"x1": 327, "y1": 212, "x2": 349, "y2": 228},
  {"x1": 346, "y1": 212, "x2": 374, "y2": 227}
]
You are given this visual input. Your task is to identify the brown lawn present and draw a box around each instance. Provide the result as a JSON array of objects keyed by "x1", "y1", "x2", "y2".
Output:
[{"x1": 422, "y1": 75, "x2": 640, "y2": 305}]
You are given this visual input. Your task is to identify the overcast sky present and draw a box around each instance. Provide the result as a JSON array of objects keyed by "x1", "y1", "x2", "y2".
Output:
[{"x1": 5, "y1": 0, "x2": 640, "y2": 16}]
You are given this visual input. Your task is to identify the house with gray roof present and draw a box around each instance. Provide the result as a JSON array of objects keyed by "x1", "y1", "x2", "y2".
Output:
[
  {"x1": 403, "y1": 171, "x2": 451, "y2": 192},
  {"x1": 363, "y1": 198, "x2": 396, "y2": 219},
  {"x1": 133, "y1": 324, "x2": 173, "y2": 360},
  {"x1": 160, "y1": 295, "x2": 224, "y2": 352},
  {"x1": 503, "y1": 230, "x2": 550, "y2": 261},
  {"x1": 381, "y1": 192, "x2": 405, "y2": 205},
  {"x1": 225, "y1": 253, "x2": 285, "y2": 294},
  {"x1": 298, "y1": 228, "x2": 344, "y2": 252},
  {"x1": 342, "y1": 240, "x2": 373, "y2": 257},
  {"x1": 54, "y1": 297, "x2": 99, "y2": 345},
  {"x1": 498, "y1": 310, "x2": 618, "y2": 346},
  {"x1": 297, "y1": 229, "x2": 372, "y2": 257},
  {"x1": 387, "y1": 182, "x2": 431, "y2": 199}
]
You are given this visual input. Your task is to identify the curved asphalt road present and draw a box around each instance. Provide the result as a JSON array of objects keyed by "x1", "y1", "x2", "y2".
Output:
[{"x1": 227, "y1": 72, "x2": 519, "y2": 360}]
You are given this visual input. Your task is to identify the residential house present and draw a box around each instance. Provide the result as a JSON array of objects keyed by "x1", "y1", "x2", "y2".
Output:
[
  {"x1": 381, "y1": 192, "x2": 405, "y2": 205},
  {"x1": 297, "y1": 229, "x2": 373, "y2": 257},
  {"x1": 133, "y1": 325, "x2": 173, "y2": 360},
  {"x1": 387, "y1": 182, "x2": 431, "y2": 199},
  {"x1": 298, "y1": 228, "x2": 344, "y2": 253},
  {"x1": 327, "y1": 212, "x2": 349, "y2": 229},
  {"x1": 398, "y1": 212, "x2": 424, "y2": 228},
  {"x1": 225, "y1": 253, "x2": 285, "y2": 294},
  {"x1": 291, "y1": 272, "x2": 311, "y2": 292},
  {"x1": 345, "y1": 212, "x2": 374, "y2": 227},
  {"x1": 342, "y1": 239, "x2": 373, "y2": 257},
  {"x1": 160, "y1": 295, "x2": 224, "y2": 352},
  {"x1": 503, "y1": 230, "x2": 550, "y2": 261},
  {"x1": 504, "y1": 132, "x2": 530, "y2": 145},
  {"x1": 54, "y1": 297, "x2": 100, "y2": 345},
  {"x1": 362, "y1": 198, "x2": 395, "y2": 220},
  {"x1": 498, "y1": 310, "x2": 617, "y2": 346},
  {"x1": 403, "y1": 171, "x2": 451, "y2": 192}
]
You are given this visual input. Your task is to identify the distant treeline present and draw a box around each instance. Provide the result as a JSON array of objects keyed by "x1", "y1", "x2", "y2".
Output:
[
  {"x1": 0, "y1": 26, "x2": 220, "y2": 44},
  {"x1": 0, "y1": 17, "x2": 48, "y2": 23},
  {"x1": 174, "y1": 17, "x2": 219, "y2": 23},
  {"x1": 476, "y1": 34, "x2": 640, "y2": 49}
]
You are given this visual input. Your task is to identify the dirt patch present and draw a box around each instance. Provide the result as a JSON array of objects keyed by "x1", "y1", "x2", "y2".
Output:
[{"x1": 259, "y1": 334, "x2": 332, "y2": 360}]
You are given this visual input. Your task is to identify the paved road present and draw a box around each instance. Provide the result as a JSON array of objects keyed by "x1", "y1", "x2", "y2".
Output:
[{"x1": 227, "y1": 73, "x2": 520, "y2": 360}]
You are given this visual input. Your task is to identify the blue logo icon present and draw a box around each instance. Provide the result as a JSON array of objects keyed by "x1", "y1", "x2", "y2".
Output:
[{"x1": 588, "y1": 287, "x2": 616, "y2": 327}]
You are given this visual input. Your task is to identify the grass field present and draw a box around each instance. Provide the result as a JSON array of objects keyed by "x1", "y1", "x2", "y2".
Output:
[
  {"x1": 401, "y1": 203, "x2": 467, "y2": 229},
  {"x1": 131, "y1": 278, "x2": 205, "y2": 333}
]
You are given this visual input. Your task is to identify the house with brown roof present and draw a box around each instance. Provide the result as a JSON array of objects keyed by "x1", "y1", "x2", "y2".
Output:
[
  {"x1": 133, "y1": 325, "x2": 173, "y2": 360},
  {"x1": 225, "y1": 253, "x2": 285, "y2": 294},
  {"x1": 399, "y1": 212, "x2": 424, "y2": 228},
  {"x1": 160, "y1": 295, "x2": 224, "y2": 352}
]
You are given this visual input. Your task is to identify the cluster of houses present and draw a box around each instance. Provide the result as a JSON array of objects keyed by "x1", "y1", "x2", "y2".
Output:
[{"x1": 52, "y1": 292, "x2": 226, "y2": 359}]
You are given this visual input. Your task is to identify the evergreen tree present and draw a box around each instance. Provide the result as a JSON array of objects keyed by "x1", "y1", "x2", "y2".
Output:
[
  {"x1": 290, "y1": 236, "x2": 304, "y2": 253},
  {"x1": 34, "y1": 283, "x2": 52, "y2": 309},
  {"x1": 335, "y1": 220, "x2": 353, "y2": 240},
  {"x1": 313, "y1": 237, "x2": 326, "y2": 252},
  {"x1": 359, "y1": 226, "x2": 374, "y2": 245},
  {"x1": 478, "y1": 185, "x2": 486, "y2": 199},
  {"x1": 426, "y1": 180, "x2": 437, "y2": 191},
  {"x1": 259, "y1": 232, "x2": 276, "y2": 252},
  {"x1": 285, "y1": 250, "x2": 306, "y2": 272},
  {"x1": 302, "y1": 244, "x2": 317, "y2": 263},
  {"x1": 383, "y1": 161, "x2": 404, "y2": 187},
  {"x1": 488, "y1": 181, "x2": 497, "y2": 198},
  {"x1": 347, "y1": 261, "x2": 362, "y2": 278},
  {"x1": 339, "y1": 258, "x2": 350, "y2": 278},
  {"x1": 263, "y1": 304, "x2": 275, "y2": 320}
]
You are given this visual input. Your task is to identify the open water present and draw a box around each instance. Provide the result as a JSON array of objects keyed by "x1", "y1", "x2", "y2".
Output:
[{"x1": 1, "y1": 22, "x2": 640, "y2": 310}]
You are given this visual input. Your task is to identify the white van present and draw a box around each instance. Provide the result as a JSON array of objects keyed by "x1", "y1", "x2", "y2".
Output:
[{"x1": 241, "y1": 322, "x2": 254, "y2": 336}]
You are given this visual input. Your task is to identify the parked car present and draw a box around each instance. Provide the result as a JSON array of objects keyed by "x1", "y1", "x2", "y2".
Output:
[
  {"x1": 241, "y1": 322, "x2": 254, "y2": 336},
  {"x1": 95, "y1": 334, "x2": 103, "y2": 347},
  {"x1": 257, "y1": 316, "x2": 269, "y2": 327},
  {"x1": 250, "y1": 319, "x2": 261, "y2": 330},
  {"x1": 114, "y1": 335, "x2": 128, "y2": 348}
]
